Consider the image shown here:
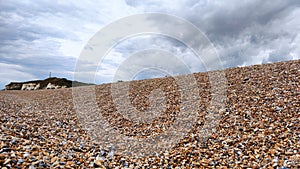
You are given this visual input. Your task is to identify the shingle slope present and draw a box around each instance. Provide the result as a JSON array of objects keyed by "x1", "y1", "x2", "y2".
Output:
[{"x1": 0, "y1": 59, "x2": 299, "y2": 168}]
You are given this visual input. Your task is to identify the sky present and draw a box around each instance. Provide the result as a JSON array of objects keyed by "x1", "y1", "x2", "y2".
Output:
[{"x1": 1, "y1": 0, "x2": 300, "y2": 89}]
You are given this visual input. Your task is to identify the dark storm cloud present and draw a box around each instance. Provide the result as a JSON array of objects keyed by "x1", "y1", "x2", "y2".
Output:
[
  {"x1": 126, "y1": 0, "x2": 300, "y2": 68},
  {"x1": 191, "y1": 0, "x2": 300, "y2": 66}
]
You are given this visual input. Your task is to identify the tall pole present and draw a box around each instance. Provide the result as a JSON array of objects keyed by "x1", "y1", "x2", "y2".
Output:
[{"x1": 49, "y1": 72, "x2": 51, "y2": 78}]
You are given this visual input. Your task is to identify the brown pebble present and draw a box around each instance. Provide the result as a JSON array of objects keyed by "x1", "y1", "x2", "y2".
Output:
[
  {"x1": 66, "y1": 161, "x2": 74, "y2": 166},
  {"x1": 61, "y1": 157, "x2": 66, "y2": 162},
  {"x1": 94, "y1": 160, "x2": 105, "y2": 168},
  {"x1": 0, "y1": 154, "x2": 6, "y2": 160},
  {"x1": 51, "y1": 157, "x2": 58, "y2": 163}
]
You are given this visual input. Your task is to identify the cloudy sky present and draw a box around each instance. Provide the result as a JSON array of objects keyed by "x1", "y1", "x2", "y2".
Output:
[{"x1": 1, "y1": 0, "x2": 300, "y2": 89}]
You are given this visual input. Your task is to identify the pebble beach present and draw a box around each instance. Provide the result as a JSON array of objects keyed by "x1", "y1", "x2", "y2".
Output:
[{"x1": 1, "y1": 60, "x2": 299, "y2": 168}]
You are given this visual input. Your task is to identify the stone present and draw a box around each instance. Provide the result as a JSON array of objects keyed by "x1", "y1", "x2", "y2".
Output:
[{"x1": 51, "y1": 157, "x2": 58, "y2": 163}]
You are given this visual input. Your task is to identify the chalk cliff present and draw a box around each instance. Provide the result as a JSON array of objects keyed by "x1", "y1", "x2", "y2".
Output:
[{"x1": 5, "y1": 77, "x2": 92, "y2": 90}]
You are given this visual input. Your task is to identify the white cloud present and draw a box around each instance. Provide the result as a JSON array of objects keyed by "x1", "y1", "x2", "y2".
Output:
[{"x1": 0, "y1": 63, "x2": 37, "y2": 88}]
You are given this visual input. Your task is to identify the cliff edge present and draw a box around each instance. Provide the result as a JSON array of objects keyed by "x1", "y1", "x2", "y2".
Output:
[{"x1": 5, "y1": 77, "x2": 93, "y2": 90}]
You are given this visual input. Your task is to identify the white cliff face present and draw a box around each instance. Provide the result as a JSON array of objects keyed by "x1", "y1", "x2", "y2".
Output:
[
  {"x1": 5, "y1": 77, "x2": 78, "y2": 90},
  {"x1": 19, "y1": 83, "x2": 66, "y2": 90},
  {"x1": 46, "y1": 83, "x2": 56, "y2": 89},
  {"x1": 21, "y1": 83, "x2": 40, "y2": 90},
  {"x1": 46, "y1": 83, "x2": 66, "y2": 89},
  {"x1": 34, "y1": 83, "x2": 40, "y2": 90}
]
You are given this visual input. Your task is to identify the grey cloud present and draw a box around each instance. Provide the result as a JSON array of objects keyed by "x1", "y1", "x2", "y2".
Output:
[
  {"x1": 132, "y1": 0, "x2": 300, "y2": 69},
  {"x1": 201, "y1": 1, "x2": 299, "y2": 66},
  {"x1": 197, "y1": 1, "x2": 299, "y2": 37},
  {"x1": 0, "y1": 62, "x2": 36, "y2": 89},
  {"x1": 0, "y1": 55, "x2": 76, "y2": 77},
  {"x1": 0, "y1": 1, "x2": 97, "y2": 88}
]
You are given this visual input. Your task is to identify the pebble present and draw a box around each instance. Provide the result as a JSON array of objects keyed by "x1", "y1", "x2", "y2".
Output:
[
  {"x1": 18, "y1": 158, "x2": 24, "y2": 163},
  {"x1": 4, "y1": 159, "x2": 11, "y2": 165},
  {"x1": 51, "y1": 156, "x2": 58, "y2": 163}
]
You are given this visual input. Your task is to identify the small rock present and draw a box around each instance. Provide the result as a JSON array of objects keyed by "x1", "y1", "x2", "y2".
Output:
[
  {"x1": 276, "y1": 106, "x2": 283, "y2": 111},
  {"x1": 18, "y1": 158, "x2": 24, "y2": 163},
  {"x1": 94, "y1": 160, "x2": 105, "y2": 168},
  {"x1": 4, "y1": 159, "x2": 11, "y2": 165},
  {"x1": 59, "y1": 162, "x2": 66, "y2": 165},
  {"x1": 51, "y1": 157, "x2": 58, "y2": 163},
  {"x1": 66, "y1": 161, "x2": 74, "y2": 166},
  {"x1": 29, "y1": 165, "x2": 35, "y2": 169}
]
